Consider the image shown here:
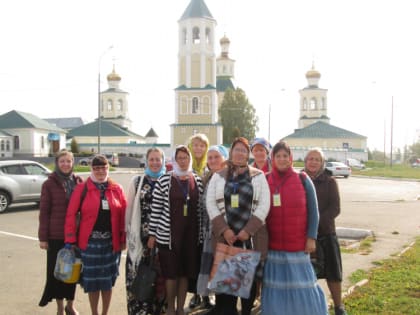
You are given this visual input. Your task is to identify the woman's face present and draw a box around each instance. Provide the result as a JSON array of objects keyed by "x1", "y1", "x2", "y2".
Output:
[
  {"x1": 175, "y1": 151, "x2": 191, "y2": 171},
  {"x1": 305, "y1": 151, "x2": 323, "y2": 176},
  {"x1": 207, "y1": 151, "x2": 224, "y2": 172},
  {"x1": 252, "y1": 144, "x2": 267, "y2": 164},
  {"x1": 191, "y1": 139, "x2": 207, "y2": 160},
  {"x1": 231, "y1": 142, "x2": 249, "y2": 166},
  {"x1": 91, "y1": 164, "x2": 109, "y2": 181},
  {"x1": 147, "y1": 151, "x2": 163, "y2": 173},
  {"x1": 273, "y1": 149, "x2": 291, "y2": 172},
  {"x1": 57, "y1": 154, "x2": 73, "y2": 174}
]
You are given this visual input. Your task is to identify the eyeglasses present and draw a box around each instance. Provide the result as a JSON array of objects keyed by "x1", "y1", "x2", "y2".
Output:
[
  {"x1": 92, "y1": 165, "x2": 108, "y2": 171},
  {"x1": 232, "y1": 148, "x2": 248, "y2": 154}
]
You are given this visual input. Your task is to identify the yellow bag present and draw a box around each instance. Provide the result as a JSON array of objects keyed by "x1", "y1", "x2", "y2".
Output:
[{"x1": 63, "y1": 258, "x2": 82, "y2": 284}]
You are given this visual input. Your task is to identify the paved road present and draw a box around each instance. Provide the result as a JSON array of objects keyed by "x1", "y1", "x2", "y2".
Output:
[{"x1": 0, "y1": 175, "x2": 419, "y2": 314}]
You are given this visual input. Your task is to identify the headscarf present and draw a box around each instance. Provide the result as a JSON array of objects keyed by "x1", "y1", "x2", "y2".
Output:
[
  {"x1": 303, "y1": 148, "x2": 326, "y2": 179},
  {"x1": 89, "y1": 154, "x2": 109, "y2": 183},
  {"x1": 144, "y1": 148, "x2": 166, "y2": 179},
  {"x1": 54, "y1": 150, "x2": 76, "y2": 200},
  {"x1": 226, "y1": 137, "x2": 250, "y2": 179},
  {"x1": 188, "y1": 133, "x2": 209, "y2": 176},
  {"x1": 172, "y1": 145, "x2": 193, "y2": 177},
  {"x1": 208, "y1": 145, "x2": 229, "y2": 160}
]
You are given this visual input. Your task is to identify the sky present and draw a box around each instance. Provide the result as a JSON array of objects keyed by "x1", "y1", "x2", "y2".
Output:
[{"x1": 1, "y1": 0, "x2": 420, "y2": 152}]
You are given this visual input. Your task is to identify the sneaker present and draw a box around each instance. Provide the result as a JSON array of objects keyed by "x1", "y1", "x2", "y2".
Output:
[
  {"x1": 334, "y1": 305, "x2": 348, "y2": 315},
  {"x1": 189, "y1": 294, "x2": 202, "y2": 309}
]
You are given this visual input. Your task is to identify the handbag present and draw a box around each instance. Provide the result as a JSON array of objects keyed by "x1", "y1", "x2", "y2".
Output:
[
  {"x1": 129, "y1": 249, "x2": 158, "y2": 302},
  {"x1": 208, "y1": 242, "x2": 261, "y2": 298}
]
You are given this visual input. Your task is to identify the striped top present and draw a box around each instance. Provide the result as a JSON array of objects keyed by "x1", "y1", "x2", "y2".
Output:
[{"x1": 149, "y1": 172, "x2": 204, "y2": 248}]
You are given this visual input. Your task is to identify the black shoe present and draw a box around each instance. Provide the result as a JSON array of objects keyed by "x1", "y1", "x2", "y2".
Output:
[
  {"x1": 189, "y1": 294, "x2": 202, "y2": 309},
  {"x1": 202, "y1": 296, "x2": 215, "y2": 310},
  {"x1": 334, "y1": 305, "x2": 348, "y2": 315}
]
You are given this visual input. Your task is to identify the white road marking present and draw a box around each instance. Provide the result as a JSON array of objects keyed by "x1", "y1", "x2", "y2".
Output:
[{"x1": 0, "y1": 230, "x2": 38, "y2": 241}]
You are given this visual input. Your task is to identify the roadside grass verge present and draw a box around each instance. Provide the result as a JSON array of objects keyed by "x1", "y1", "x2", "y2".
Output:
[
  {"x1": 352, "y1": 164, "x2": 420, "y2": 180},
  {"x1": 342, "y1": 237, "x2": 420, "y2": 315}
]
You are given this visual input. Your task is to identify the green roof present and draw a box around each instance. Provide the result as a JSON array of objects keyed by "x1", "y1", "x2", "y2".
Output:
[
  {"x1": 180, "y1": 0, "x2": 214, "y2": 21},
  {"x1": 68, "y1": 120, "x2": 143, "y2": 138},
  {"x1": 284, "y1": 121, "x2": 366, "y2": 139},
  {"x1": 175, "y1": 84, "x2": 216, "y2": 91},
  {"x1": 216, "y1": 77, "x2": 235, "y2": 92},
  {"x1": 145, "y1": 128, "x2": 158, "y2": 137},
  {"x1": 0, "y1": 110, "x2": 65, "y2": 132}
]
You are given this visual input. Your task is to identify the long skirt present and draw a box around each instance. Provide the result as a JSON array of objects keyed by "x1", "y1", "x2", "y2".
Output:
[
  {"x1": 80, "y1": 235, "x2": 121, "y2": 293},
  {"x1": 39, "y1": 239, "x2": 76, "y2": 306},
  {"x1": 261, "y1": 251, "x2": 328, "y2": 315}
]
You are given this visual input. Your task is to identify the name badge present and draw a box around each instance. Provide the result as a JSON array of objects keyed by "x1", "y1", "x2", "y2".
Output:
[
  {"x1": 101, "y1": 199, "x2": 110, "y2": 210},
  {"x1": 231, "y1": 194, "x2": 239, "y2": 208},
  {"x1": 183, "y1": 204, "x2": 188, "y2": 216},
  {"x1": 273, "y1": 193, "x2": 281, "y2": 207}
]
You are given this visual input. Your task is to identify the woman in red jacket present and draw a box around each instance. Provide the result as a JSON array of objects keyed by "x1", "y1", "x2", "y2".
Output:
[
  {"x1": 65, "y1": 155, "x2": 126, "y2": 315},
  {"x1": 38, "y1": 149, "x2": 82, "y2": 315}
]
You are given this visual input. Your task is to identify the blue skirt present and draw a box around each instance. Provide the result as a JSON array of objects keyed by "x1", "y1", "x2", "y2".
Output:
[
  {"x1": 261, "y1": 251, "x2": 328, "y2": 315},
  {"x1": 80, "y1": 236, "x2": 121, "y2": 293}
]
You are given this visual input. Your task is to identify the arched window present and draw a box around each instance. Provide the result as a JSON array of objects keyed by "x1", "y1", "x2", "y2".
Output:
[
  {"x1": 192, "y1": 97, "x2": 199, "y2": 113},
  {"x1": 193, "y1": 27, "x2": 200, "y2": 44},
  {"x1": 107, "y1": 99, "x2": 113, "y2": 111},
  {"x1": 205, "y1": 28, "x2": 211, "y2": 44},
  {"x1": 303, "y1": 98, "x2": 308, "y2": 110},
  {"x1": 117, "y1": 99, "x2": 123, "y2": 111},
  {"x1": 182, "y1": 28, "x2": 187, "y2": 45},
  {"x1": 310, "y1": 98, "x2": 317, "y2": 110}
]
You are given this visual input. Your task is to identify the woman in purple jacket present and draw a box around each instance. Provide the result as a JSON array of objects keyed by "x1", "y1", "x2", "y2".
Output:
[{"x1": 38, "y1": 150, "x2": 82, "y2": 315}]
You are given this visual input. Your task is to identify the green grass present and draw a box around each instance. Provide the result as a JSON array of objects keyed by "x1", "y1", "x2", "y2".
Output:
[
  {"x1": 45, "y1": 164, "x2": 114, "y2": 172},
  {"x1": 343, "y1": 238, "x2": 420, "y2": 314},
  {"x1": 352, "y1": 164, "x2": 420, "y2": 180}
]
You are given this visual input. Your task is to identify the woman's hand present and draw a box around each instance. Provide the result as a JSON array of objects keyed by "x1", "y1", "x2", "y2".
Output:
[
  {"x1": 223, "y1": 229, "x2": 237, "y2": 245},
  {"x1": 147, "y1": 236, "x2": 156, "y2": 249},
  {"x1": 120, "y1": 243, "x2": 127, "y2": 251},
  {"x1": 305, "y1": 238, "x2": 316, "y2": 253},
  {"x1": 237, "y1": 229, "x2": 250, "y2": 242},
  {"x1": 39, "y1": 241, "x2": 48, "y2": 250}
]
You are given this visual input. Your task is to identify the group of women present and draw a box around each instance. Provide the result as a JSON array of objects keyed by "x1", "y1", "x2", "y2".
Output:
[{"x1": 38, "y1": 135, "x2": 347, "y2": 315}]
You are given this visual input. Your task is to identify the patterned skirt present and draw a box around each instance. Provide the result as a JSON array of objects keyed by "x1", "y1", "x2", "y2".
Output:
[
  {"x1": 80, "y1": 233, "x2": 121, "y2": 293},
  {"x1": 261, "y1": 250, "x2": 328, "y2": 315}
]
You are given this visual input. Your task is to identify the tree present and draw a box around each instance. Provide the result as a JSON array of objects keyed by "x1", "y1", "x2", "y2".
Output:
[
  {"x1": 219, "y1": 87, "x2": 258, "y2": 144},
  {"x1": 70, "y1": 137, "x2": 80, "y2": 154}
]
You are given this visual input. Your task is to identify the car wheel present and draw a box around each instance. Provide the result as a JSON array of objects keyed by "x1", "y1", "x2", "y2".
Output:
[
  {"x1": 344, "y1": 175, "x2": 349, "y2": 178},
  {"x1": 0, "y1": 191, "x2": 10, "y2": 213}
]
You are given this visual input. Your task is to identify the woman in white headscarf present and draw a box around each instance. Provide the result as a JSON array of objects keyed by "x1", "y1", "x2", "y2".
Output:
[
  {"x1": 147, "y1": 145, "x2": 204, "y2": 315},
  {"x1": 125, "y1": 147, "x2": 166, "y2": 315}
]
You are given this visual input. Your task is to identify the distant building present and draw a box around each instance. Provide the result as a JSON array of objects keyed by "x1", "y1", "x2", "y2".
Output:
[
  {"x1": 216, "y1": 34, "x2": 236, "y2": 106},
  {"x1": 44, "y1": 117, "x2": 84, "y2": 131},
  {"x1": 0, "y1": 110, "x2": 66, "y2": 157},
  {"x1": 283, "y1": 65, "x2": 368, "y2": 162},
  {"x1": 170, "y1": 0, "x2": 223, "y2": 146}
]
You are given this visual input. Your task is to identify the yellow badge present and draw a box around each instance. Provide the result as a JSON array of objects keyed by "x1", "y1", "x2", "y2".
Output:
[
  {"x1": 273, "y1": 193, "x2": 281, "y2": 207},
  {"x1": 183, "y1": 204, "x2": 188, "y2": 216},
  {"x1": 231, "y1": 194, "x2": 239, "y2": 208}
]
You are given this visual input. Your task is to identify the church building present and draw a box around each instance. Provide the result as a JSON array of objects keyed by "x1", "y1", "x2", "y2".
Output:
[{"x1": 283, "y1": 65, "x2": 368, "y2": 162}]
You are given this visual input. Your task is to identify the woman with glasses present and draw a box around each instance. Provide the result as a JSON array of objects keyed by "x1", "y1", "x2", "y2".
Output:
[
  {"x1": 147, "y1": 145, "x2": 204, "y2": 315},
  {"x1": 65, "y1": 154, "x2": 127, "y2": 315},
  {"x1": 205, "y1": 137, "x2": 270, "y2": 315}
]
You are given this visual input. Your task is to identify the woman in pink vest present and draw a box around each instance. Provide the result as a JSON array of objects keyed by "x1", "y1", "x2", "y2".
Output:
[{"x1": 261, "y1": 141, "x2": 328, "y2": 315}]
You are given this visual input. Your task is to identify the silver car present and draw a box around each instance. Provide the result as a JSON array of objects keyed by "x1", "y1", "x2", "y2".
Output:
[
  {"x1": 0, "y1": 160, "x2": 51, "y2": 212},
  {"x1": 325, "y1": 161, "x2": 351, "y2": 178}
]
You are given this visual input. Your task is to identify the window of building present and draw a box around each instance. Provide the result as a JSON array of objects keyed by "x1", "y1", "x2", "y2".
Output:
[
  {"x1": 183, "y1": 28, "x2": 188, "y2": 45},
  {"x1": 6, "y1": 140, "x2": 10, "y2": 151},
  {"x1": 0, "y1": 140, "x2": 4, "y2": 151},
  {"x1": 192, "y1": 97, "x2": 199, "y2": 114},
  {"x1": 205, "y1": 28, "x2": 211, "y2": 44},
  {"x1": 41, "y1": 136, "x2": 44, "y2": 149},
  {"x1": 310, "y1": 98, "x2": 317, "y2": 110},
  {"x1": 14, "y1": 136, "x2": 19, "y2": 150},
  {"x1": 117, "y1": 99, "x2": 123, "y2": 111},
  {"x1": 193, "y1": 27, "x2": 200, "y2": 44},
  {"x1": 107, "y1": 99, "x2": 113, "y2": 111},
  {"x1": 302, "y1": 98, "x2": 307, "y2": 110}
]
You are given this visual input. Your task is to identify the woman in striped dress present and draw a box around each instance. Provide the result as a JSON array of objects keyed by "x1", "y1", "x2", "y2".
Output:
[
  {"x1": 147, "y1": 145, "x2": 204, "y2": 315},
  {"x1": 262, "y1": 141, "x2": 328, "y2": 315}
]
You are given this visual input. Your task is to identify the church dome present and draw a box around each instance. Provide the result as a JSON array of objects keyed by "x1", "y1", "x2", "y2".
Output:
[
  {"x1": 306, "y1": 67, "x2": 321, "y2": 79},
  {"x1": 220, "y1": 35, "x2": 230, "y2": 45},
  {"x1": 107, "y1": 66, "x2": 121, "y2": 81}
]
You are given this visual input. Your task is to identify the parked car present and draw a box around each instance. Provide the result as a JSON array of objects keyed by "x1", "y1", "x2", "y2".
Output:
[
  {"x1": 78, "y1": 153, "x2": 119, "y2": 167},
  {"x1": 346, "y1": 158, "x2": 365, "y2": 169},
  {"x1": 325, "y1": 161, "x2": 351, "y2": 178},
  {"x1": 412, "y1": 158, "x2": 420, "y2": 168},
  {"x1": 0, "y1": 160, "x2": 51, "y2": 212}
]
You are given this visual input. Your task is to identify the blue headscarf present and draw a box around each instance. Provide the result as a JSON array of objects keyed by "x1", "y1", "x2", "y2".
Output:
[
  {"x1": 208, "y1": 145, "x2": 229, "y2": 159},
  {"x1": 144, "y1": 149, "x2": 166, "y2": 178}
]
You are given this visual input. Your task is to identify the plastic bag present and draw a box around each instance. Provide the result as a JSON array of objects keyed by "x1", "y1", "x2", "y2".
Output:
[{"x1": 54, "y1": 244, "x2": 81, "y2": 283}]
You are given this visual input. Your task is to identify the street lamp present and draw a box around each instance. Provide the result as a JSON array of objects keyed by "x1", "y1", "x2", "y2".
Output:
[{"x1": 98, "y1": 45, "x2": 113, "y2": 154}]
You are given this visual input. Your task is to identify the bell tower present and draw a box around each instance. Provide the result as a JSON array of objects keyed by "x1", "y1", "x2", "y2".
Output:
[
  {"x1": 171, "y1": 0, "x2": 223, "y2": 146},
  {"x1": 298, "y1": 63, "x2": 329, "y2": 128}
]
